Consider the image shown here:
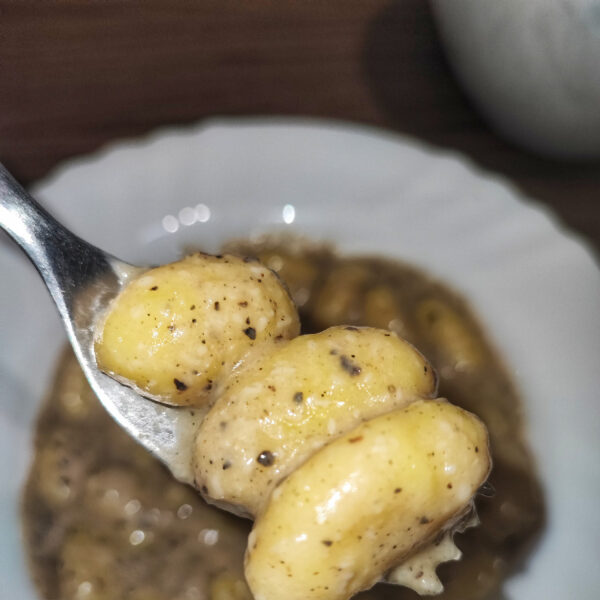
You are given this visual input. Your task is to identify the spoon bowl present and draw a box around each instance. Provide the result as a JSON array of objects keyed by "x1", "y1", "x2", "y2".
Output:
[{"x1": 0, "y1": 163, "x2": 197, "y2": 484}]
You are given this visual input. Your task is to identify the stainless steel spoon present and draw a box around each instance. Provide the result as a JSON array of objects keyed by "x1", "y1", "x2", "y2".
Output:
[{"x1": 0, "y1": 163, "x2": 198, "y2": 484}]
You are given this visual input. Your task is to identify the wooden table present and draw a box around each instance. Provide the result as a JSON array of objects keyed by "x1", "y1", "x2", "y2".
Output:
[{"x1": 2, "y1": 0, "x2": 599, "y2": 253}]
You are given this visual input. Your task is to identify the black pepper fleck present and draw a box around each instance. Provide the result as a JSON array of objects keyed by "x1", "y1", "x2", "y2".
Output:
[
  {"x1": 244, "y1": 327, "x2": 256, "y2": 340},
  {"x1": 214, "y1": 301, "x2": 220, "y2": 311},
  {"x1": 150, "y1": 286, "x2": 158, "y2": 291},
  {"x1": 223, "y1": 461, "x2": 232, "y2": 470},
  {"x1": 321, "y1": 540, "x2": 333, "y2": 547},
  {"x1": 257, "y1": 451, "x2": 275, "y2": 467},
  {"x1": 293, "y1": 392, "x2": 304, "y2": 404},
  {"x1": 173, "y1": 378, "x2": 188, "y2": 391},
  {"x1": 340, "y1": 355, "x2": 361, "y2": 376}
]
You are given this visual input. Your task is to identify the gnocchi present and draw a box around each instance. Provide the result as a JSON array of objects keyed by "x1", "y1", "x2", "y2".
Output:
[
  {"x1": 416, "y1": 298, "x2": 486, "y2": 372},
  {"x1": 94, "y1": 253, "x2": 299, "y2": 406},
  {"x1": 245, "y1": 400, "x2": 490, "y2": 600},
  {"x1": 195, "y1": 326, "x2": 437, "y2": 517}
]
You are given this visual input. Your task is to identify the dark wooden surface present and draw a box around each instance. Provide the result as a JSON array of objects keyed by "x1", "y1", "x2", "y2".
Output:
[{"x1": 1, "y1": 0, "x2": 599, "y2": 254}]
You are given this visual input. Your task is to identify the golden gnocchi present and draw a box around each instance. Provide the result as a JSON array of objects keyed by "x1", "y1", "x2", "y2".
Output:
[
  {"x1": 195, "y1": 326, "x2": 437, "y2": 517},
  {"x1": 94, "y1": 253, "x2": 299, "y2": 406},
  {"x1": 245, "y1": 400, "x2": 490, "y2": 600}
]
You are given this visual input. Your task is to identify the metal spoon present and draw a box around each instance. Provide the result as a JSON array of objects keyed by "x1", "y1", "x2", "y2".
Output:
[{"x1": 0, "y1": 163, "x2": 197, "y2": 484}]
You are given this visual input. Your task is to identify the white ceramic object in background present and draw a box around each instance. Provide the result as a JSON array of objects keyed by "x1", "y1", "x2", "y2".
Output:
[
  {"x1": 431, "y1": 0, "x2": 600, "y2": 160},
  {"x1": 1, "y1": 119, "x2": 599, "y2": 599}
]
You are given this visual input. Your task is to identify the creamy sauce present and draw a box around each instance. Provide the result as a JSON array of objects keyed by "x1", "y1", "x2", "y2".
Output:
[{"x1": 22, "y1": 238, "x2": 544, "y2": 600}]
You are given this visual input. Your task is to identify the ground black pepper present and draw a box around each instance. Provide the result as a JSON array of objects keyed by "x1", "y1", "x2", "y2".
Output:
[
  {"x1": 173, "y1": 378, "x2": 188, "y2": 391},
  {"x1": 340, "y1": 355, "x2": 361, "y2": 376},
  {"x1": 257, "y1": 451, "x2": 275, "y2": 467}
]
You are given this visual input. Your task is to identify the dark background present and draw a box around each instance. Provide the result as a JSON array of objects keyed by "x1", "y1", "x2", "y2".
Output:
[{"x1": 1, "y1": 0, "x2": 599, "y2": 254}]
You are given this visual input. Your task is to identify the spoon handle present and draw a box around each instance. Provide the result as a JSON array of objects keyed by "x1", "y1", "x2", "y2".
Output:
[{"x1": 0, "y1": 163, "x2": 111, "y2": 319}]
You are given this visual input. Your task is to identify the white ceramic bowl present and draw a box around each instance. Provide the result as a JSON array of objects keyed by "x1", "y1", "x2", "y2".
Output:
[
  {"x1": 431, "y1": 0, "x2": 600, "y2": 159},
  {"x1": 1, "y1": 119, "x2": 599, "y2": 599}
]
